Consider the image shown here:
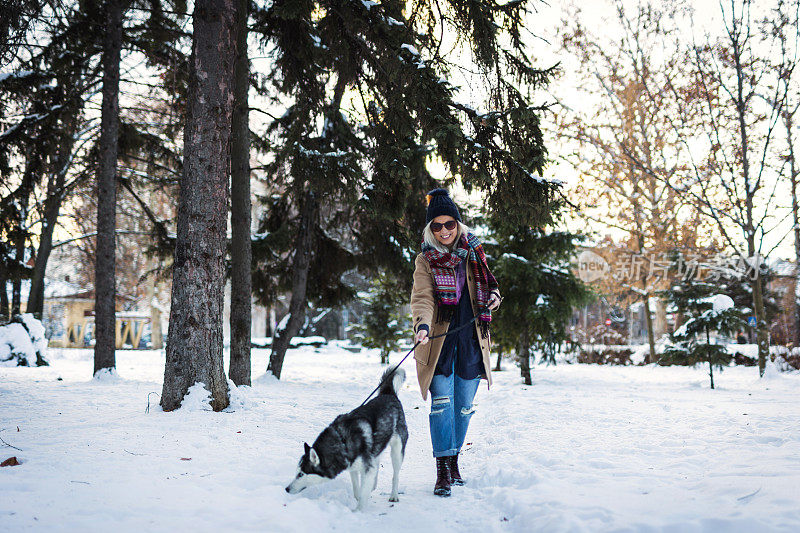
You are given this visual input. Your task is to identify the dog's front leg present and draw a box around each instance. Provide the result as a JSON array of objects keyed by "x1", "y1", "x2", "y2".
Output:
[{"x1": 349, "y1": 468, "x2": 360, "y2": 499}]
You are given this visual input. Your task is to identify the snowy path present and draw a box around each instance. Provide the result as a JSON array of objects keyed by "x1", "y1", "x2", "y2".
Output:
[{"x1": 1, "y1": 346, "x2": 799, "y2": 532}]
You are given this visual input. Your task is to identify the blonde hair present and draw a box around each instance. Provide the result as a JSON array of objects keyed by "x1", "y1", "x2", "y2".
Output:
[{"x1": 423, "y1": 220, "x2": 470, "y2": 253}]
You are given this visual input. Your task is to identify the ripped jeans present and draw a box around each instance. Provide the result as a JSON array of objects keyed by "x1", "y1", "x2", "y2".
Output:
[{"x1": 428, "y1": 357, "x2": 481, "y2": 458}]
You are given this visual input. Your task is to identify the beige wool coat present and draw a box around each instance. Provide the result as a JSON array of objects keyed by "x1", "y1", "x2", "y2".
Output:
[{"x1": 410, "y1": 252, "x2": 493, "y2": 400}]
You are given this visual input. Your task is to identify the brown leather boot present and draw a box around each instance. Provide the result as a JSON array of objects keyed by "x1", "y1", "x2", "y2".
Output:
[
  {"x1": 434, "y1": 456, "x2": 451, "y2": 496},
  {"x1": 449, "y1": 453, "x2": 464, "y2": 486}
]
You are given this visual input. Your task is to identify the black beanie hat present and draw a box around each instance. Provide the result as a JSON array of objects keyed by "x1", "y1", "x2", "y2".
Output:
[{"x1": 425, "y1": 188, "x2": 461, "y2": 224}]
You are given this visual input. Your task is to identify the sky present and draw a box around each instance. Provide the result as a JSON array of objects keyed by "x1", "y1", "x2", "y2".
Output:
[
  {"x1": 520, "y1": 0, "x2": 798, "y2": 261},
  {"x1": 11, "y1": 0, "x2": 796, "y2": 264}
]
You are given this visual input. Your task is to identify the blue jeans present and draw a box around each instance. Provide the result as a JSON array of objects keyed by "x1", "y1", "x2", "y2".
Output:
[{"x1": 428, "y1": 357, "x2": 481, "y2": 458}]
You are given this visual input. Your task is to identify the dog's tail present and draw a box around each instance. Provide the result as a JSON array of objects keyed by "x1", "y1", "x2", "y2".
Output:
[{"x1": 379, "y1": 367, "x2": 405, "y2": 396}]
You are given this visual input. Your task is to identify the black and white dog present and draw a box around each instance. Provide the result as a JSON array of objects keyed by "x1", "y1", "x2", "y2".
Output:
[{"x1": 285, "y1": 368, "x2": 409, "y2": 511}]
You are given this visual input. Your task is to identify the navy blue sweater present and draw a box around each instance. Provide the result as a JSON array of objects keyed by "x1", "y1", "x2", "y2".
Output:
[{"x1": 434, "y1": 260, "x2": 485, "y2": 379}]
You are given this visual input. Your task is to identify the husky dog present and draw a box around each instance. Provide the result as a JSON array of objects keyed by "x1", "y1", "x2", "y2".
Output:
[{"x1": 285, "y1": 368, "x2": 409, "y2": 511}]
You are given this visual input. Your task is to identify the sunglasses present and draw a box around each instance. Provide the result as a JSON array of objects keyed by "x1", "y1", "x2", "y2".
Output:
[{"x1": 430, "y1": 220, "x2": 457, "y2": 233}]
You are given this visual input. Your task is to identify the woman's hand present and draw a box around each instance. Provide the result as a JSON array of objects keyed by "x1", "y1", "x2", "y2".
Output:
[
  {"x1": 488, "y1": 290, "x2": 502, "y2": 311},
  {"x1": 415, "y1": 329, "x2": 429, "y2": 344}
]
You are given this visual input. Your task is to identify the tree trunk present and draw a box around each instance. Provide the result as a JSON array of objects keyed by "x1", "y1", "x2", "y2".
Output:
[
  {"x1": 643, "y1": 293, "x2": 656, "y2": 364},
  {"x1": 518, "y1": 333, "x2": 531, "y2": 386},
  {"x1": 265, "y1": 73, "x2": 347, "y2": 379},
  {"x1": 161, "y1": 0, "x2": 238, "y2": 412},
  {"x1": 494, "y1": 350, "x2": 502, "y2": 371},
  {"x1": 229, "y1": 0, "x2": 251, "y2": 386},
  {"x1": 706, "y1": 326, "x2": 714, "y2": 390},
  {"x1": 709, "y1": 359, "x2": 715, "y2": 390},
  {"x1": 654, "y1": 298, "x2": 667, "y2": 338},
  {"x1": 0, "y1": 277, "x2": 8, "y2": 320},
  {"x1": 145, "y1": 257, "x2": 163, "y2": 349},
  {"x1": 729, "y1": 13, "x2": 769, "y2": 376},
  {"x1": 27, "y1": 117, "x2": 75, "y2": 318},
  {"x1": 11, "y1": 220, "x2": 24, "y2": 315},
  {"x1": 11, "y1": 179, "x2": 28, "y2": 316},
  {"x1": 93, "y1": 0, "x2": 123, "y2": 376},
  {"x1": 786, "y1": 109, "x2": 800, "y2": 345},
  {"x1": 752, "y1": 274, "x2": 769, "y2": 376},
  {"x1": 26, "y1": 208, "x2": 54, "y2": 318},
  {"x1": 149, "y1": 290, "x2": 163, "y2": 350},
  {"x1": 268, "y1": 190, "x2": 317, "y2": 379}
]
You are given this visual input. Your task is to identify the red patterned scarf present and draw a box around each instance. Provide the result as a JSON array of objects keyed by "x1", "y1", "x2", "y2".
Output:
[{"x1": 421, "y1": 232, "x2": 498, "y2": 338}]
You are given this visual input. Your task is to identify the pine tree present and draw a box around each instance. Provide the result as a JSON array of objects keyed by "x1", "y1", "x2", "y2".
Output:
[
  {"x1": 663, "y1": 302, "x2": 744, "y2": 390},
  {"x1": 253, "y1": 0, "x2": 559, "y2": 379},
  {"x1": 161, "y1": 0, "x2": 238, "y2": 412},
  {"x1": 350, "y1": 272, "x2": 409, "y2": 365},
  {"x1": 662, "y1": 252, "x2": 771, "y2": 388},
  {"x1": 229, "y1": 0, "x2": 252, "y2": 386},
  {"x1": 93, "y1": 0, "x2": 125, "y2": 377},
  {"x1": 0, "y1": 1, "x2": 48, "y2": 64},
  {"x1": 1, "y1": 64, "x2": 58, "y2": 318},
  {"x1": 663, "y1": 251, "x2": 779, "y2": 343},
  {"x1": 486, "y1": 227, "x2": 593, "y2": 385},
  {"x1": 1, "y1": 0, "x2": 189, "y2": 323},
  {"x1": 0, "y1": 5, "x2": 66, "y2": 315}
]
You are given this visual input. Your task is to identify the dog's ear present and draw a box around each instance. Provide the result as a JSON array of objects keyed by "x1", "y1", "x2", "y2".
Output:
[
  {"x1": 304, "y1": 442, "x2": 311, "y2": 455},
  {"x1": 309, "y1": 447, "x2": 320, "y2": 466}
]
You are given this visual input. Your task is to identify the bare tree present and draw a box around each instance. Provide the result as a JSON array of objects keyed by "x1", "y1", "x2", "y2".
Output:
[
  {"x1": 557, "y1": 3, "x2": 708, "y2": 362},
  {"x1": 768, "y1": 0, "x2": 800, "y2": 344},
  {"x1": 649, "y1": 0, "x2": 787, "y2": 375},
  {"x1": 161, "y1": 0, "x2": 238, "y2": 412}
]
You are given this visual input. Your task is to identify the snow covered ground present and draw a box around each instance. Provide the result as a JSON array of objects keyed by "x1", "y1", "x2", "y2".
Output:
[{"x1": 1, "y1": 345, "x2": 799, "y2": 532}]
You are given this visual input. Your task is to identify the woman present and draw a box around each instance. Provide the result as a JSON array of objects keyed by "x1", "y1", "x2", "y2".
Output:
[{"x1": 410, "y1": 188, "x2": 501, "y2": 497}]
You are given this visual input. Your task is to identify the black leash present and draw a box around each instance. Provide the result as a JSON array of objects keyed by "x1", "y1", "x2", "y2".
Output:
[{"x1": 359, "y1": 316, "x2": 479, "y2": 406}]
